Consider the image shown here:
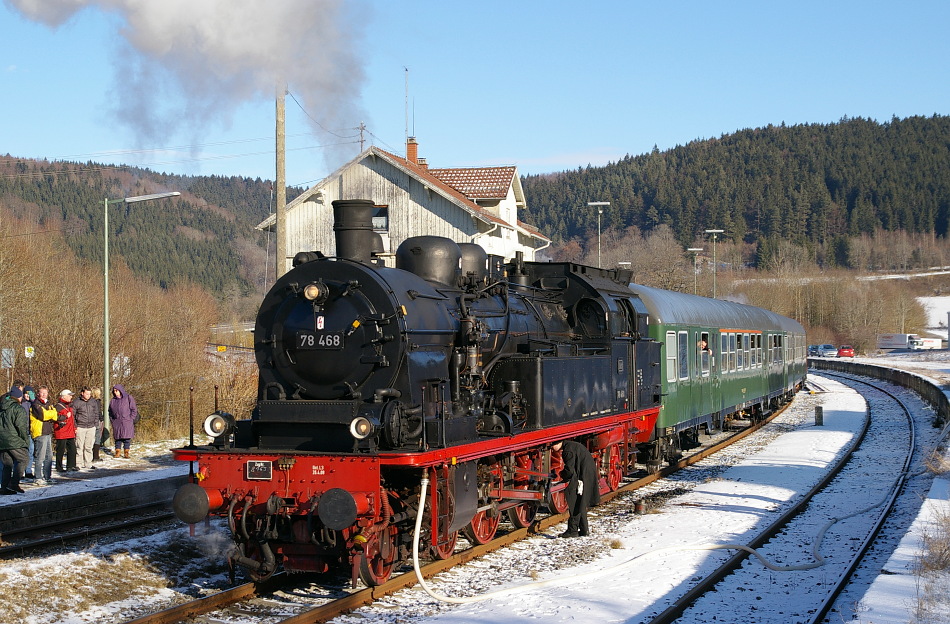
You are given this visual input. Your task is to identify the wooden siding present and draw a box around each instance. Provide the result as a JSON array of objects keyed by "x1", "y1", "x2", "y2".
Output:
[{"x1": 279, "y1": 153, "x2": 542, "y2": 273}]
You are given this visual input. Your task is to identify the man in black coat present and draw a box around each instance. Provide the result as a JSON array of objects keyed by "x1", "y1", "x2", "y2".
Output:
[
  {"x1": 553, "y1": 440, "x2": 600, "y2": 537},
  {"x1": 0, "y1": 387, "x2": 29, "y2": 495}
]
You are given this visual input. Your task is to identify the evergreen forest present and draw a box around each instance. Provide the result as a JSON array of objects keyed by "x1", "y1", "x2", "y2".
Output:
[
  {"x1": 1, "y1": 114, "x2": 949, "y2": 347},
  {"x1": 0, "y1": 156, "x2": 302, "y2": 306},
  {"x1": 521, "y1": 114, "x2": 950, "y2": 270}
]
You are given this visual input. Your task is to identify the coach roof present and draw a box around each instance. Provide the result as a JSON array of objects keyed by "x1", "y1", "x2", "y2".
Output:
[{"x1": 627, "y1": 283, "x2": 804, "y2": 334}]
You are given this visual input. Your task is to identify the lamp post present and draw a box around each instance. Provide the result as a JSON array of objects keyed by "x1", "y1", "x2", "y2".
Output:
[
  {"x1": 686, "y1": 247, "x2": 703, "y2": 295},
  {"x1": 704, "y1": 229, "x2": 724, "y2": 298},
  {"x1": 588, "y1": 201, "x2": 610, "y2": 267},
  {"x1": 104, "y1": 192, "x2": 180, "y2": 431}
]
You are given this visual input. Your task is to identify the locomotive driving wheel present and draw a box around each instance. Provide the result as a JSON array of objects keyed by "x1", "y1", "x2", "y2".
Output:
[
  {"x1": 462, "y1": 508, "x2": 501, "y2": 545},
  {"x1": 507, "y1": 452, "x2": 539, "y2": 528},
  {"x1": 603, "y1": 443, "x2": 625, "y2": 491},
  {"x1": 426, "y1": 466, "x2": 458, "y2": 559},
  {"x1": 358, "y1": 525, "x2": 398, "y2": 586},
  {"x1": 546, "y1": 486, "x2": 568, "y2": 514}
]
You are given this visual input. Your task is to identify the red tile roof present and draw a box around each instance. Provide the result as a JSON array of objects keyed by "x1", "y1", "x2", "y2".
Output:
[
  {"x1": 427, "y1": 166, "x2": 516, "y2": 200},
  {"x1": 374, "y1": 148, "x2": 509, "y2": 227}
]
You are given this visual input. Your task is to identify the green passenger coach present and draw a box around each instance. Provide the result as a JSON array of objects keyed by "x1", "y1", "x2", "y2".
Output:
[{"x1": 626, "y1": 284, "x2": 807, "y2": 471}]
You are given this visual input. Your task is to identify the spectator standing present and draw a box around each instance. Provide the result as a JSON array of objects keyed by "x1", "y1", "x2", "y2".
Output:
[
  {"x1": 30, "y1": 386, "x2": 57, "y2": 485},
  {"x1": 1, "y1": 382, "x2": 25, "y2": 488},
  {"x1": 54, "y1": 390, "x2": 78, "y2": 473},
  {"x1": 109, "y1": 384, "x2": 138, "y2": 459},
  {"x1": 91, "y1": 387, "x2": 105, "y2": 461},
  {"x1": 0, "y1": 387, "x2": 29, "y2": 494},
  {"x1": 73, "y1": 387, "x2": 99, "y2": 470},
  {"x1": 21, "y1": 385, "x2": 35, "y2": 478}
]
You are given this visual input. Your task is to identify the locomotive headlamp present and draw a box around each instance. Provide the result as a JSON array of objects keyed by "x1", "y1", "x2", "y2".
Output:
[
  {"x1": 303, "y1": 282, "x2": 329, "y2": 303},
  {"x1": 349, "y1": 416, "x2": 375, "y2": 440},
  {"x1": 203, "y1": 411, "x2": 236, "y2": 439}
]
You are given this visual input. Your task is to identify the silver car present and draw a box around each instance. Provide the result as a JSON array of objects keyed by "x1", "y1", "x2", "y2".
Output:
[{"x1": 816, "y1": 344, "x2": 838, "y2": 357}]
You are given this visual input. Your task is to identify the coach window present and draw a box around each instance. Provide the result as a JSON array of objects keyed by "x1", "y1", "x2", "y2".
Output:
[
  {"x1": 678, "y1": 331, "x2": 689, "y2": 380},
  {"x1": 720, "y1": 334, "x2": 728, "y2": 373},
  {"x1": 699, "y1": 331, "x2": 711, "y2": 376},
  {"x1": 729, "y1": 333, "x2": 737, "y2": 372},
  {"x1": 737, "y1": 334, "x2": 745, "y2": 369},
  {"x1": 743, "y1": 334, "x2": 751, "y2": 369},
  {"x1": 666, "y1": 332, "x2": 677, "y2": 383}
]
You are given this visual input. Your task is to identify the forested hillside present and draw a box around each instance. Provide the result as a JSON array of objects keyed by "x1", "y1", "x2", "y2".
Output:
[
  {"x1": 522, "y1": 115, "x2": 950, "y2": 268},
  {"x1": 0, "y1": 156, "x2": 302, "y2": 300}
]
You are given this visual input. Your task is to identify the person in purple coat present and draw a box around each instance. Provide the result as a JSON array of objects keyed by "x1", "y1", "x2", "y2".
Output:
[{"x1": 108, "y1": 384, "x2": 138, "y2": 459}]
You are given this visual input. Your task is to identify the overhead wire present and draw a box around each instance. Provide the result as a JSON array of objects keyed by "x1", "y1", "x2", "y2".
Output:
[{"x1": 286, "y1": 90, "x2": 360, "y2": 140}]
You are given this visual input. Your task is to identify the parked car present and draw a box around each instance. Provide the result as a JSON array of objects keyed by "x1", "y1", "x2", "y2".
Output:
[
  {"x1": 837, "y1": 345, "x2": 856, "y2": 358},
  {"x1": 817, "y1": 344, "x2": 838, "y2": 357},
  {"x1": 808, "y1": 344, "x2": 819, "y2": 357}
]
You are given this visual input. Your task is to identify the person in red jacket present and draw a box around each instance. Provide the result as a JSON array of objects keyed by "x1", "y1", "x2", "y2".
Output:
[{"x1": 54, "y1": 389, "x2": 78, "y2": 473}]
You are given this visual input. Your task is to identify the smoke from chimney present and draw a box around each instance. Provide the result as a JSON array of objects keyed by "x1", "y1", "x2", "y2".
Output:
[{"x1": 9, "y1": 0, "x2": 369, "y2": 170}]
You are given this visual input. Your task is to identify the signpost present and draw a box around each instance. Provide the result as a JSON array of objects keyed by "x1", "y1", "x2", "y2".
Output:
[{"x1": 24, "y1": 345, "x2": 34, "y2": 384}]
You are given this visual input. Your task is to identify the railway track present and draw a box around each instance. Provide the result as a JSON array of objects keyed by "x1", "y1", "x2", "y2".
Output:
[
  {"x1": 0, "y1": 501, "x2": 174, "y2": 557},
  {"x1": 123, "y1": 403, "x2": 795, "y2": 624},
  {"x1": 642, "y1": 372, "x2": 918, "y2": 624}
]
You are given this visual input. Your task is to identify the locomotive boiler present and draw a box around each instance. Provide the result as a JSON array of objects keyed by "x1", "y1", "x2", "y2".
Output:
[{"x1": 173, "y1": 198, "x2": 665, "y2": 585}]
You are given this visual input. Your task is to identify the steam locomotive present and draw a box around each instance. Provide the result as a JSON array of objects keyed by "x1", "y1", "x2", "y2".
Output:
[{"x1": 173, "y1": 199, "x2": 805, "y2": 586}]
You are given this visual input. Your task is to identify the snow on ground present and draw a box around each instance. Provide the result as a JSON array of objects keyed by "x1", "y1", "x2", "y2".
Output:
[
  {"x1": 334, "y1": 379, "x2": 876, "y2": 624},
  {"x1": 916, "y1": 296, "x2": 950, "y2": 341},
  {"x1": 1, "y1": 375, "x2": 948, "y2": 624},
  {"x1": 0, "y1": 439, "x2": 190, "y2": 507},
  {"x1": 854, "y1": 477, "x2": 950, "y2": 624}
]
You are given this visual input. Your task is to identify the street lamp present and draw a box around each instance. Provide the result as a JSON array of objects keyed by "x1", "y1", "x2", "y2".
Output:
[
  {"x1": 686, "y1": 247, "x2": 703, "y2": 295},
  {"x1": 103, "y1": 192, "x2": 180, "y2": 430},
  {"x1": 588, "y1": 201, "x2": 610, "y2": 267},
  {"x1": 704, "y1": 229, "x2": 724, "y2": 298}
]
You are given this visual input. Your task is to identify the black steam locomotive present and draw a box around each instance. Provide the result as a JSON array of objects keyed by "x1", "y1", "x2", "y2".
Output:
[{"x1": 173, "y1": 199, "x2": 802, "y2": 586}]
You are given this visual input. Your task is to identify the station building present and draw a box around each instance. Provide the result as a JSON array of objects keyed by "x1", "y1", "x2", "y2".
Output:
[{"x1": 256, "y1": 138, "x2": 551, "y2": 275}]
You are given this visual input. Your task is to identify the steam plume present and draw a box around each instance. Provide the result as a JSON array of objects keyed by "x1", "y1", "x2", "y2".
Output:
[{"x1": 10, "y1": 0, "x2": 368, "y2": 172}]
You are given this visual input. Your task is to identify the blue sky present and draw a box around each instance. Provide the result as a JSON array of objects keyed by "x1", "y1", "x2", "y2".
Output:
[{"x1": 2, "y1": 1, "x2": 948, "y2": 188}]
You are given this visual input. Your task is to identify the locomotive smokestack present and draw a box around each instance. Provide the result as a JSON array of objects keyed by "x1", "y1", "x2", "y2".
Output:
[{"x1": 332, "y1": 199, "x2": 384, "y2": 263}]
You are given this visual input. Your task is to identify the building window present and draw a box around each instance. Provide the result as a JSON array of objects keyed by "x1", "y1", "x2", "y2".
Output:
[{"x1": 372, "y1": 205, "x2": 389, "y2": 232}]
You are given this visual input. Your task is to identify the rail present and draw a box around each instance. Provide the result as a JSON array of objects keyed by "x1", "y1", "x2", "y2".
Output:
[{"x1": 810, "y1": 357, "x2": 950, "y2": 425}]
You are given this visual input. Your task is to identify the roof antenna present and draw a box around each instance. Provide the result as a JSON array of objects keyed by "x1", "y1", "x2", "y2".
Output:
[{"x1": 404, "y1": 67, "x2": 409, "y2": 156}]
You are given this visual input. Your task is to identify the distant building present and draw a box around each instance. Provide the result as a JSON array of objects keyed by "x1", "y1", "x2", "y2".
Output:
[{"x1": 257, "y1": 138, "x2": 550, "y2": 274}]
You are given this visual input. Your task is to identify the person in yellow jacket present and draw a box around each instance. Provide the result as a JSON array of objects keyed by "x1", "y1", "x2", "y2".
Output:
[{"x1": 29, "y1": 386, "x2": 58, "y2": 485}]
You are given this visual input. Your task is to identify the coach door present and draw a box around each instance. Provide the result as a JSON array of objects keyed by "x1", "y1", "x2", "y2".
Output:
[{"x1": 695, "y1": 330, "x2": 715, "y2": 425}]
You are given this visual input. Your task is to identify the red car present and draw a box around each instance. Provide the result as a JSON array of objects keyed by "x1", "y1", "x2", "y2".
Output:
[{"x1": 837, "y1": 345, "x2": 855, "y2": 358}]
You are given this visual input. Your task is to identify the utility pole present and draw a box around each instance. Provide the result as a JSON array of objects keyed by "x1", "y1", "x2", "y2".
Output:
[
  {"x1": 275, "y1": 87, "x2": 287, "y2": 280},
  {"x1": 588, "y1": 201, "x2": 609, "y2": 267},
  {"x1": 687, "y1": 248, "x2": 703, "y2": 295},
  {"x1": 704, "y1": 229, "x2": 724, "y2": 298}
]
